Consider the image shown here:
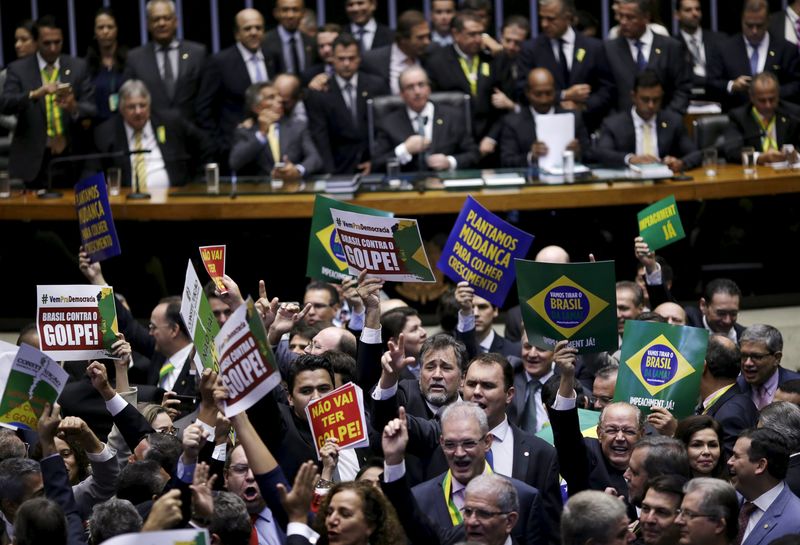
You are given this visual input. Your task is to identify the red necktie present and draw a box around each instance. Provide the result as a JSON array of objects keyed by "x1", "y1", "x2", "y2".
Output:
[{"x1": 250, "y1": 514, "x2": 260, "y2": 545}]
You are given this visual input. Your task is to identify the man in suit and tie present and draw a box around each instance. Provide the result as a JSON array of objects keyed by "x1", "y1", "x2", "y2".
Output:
[
  {"x1": 758, "y1": 402, "x2": 800, "y2": 499},
  {"x1": 195, "y1": 9, "x2": 273, "y2": 173},
  {"x1": 372, "y1": 65, "x2": 479, "y2": 173},
  {"x1": 506, "y1": 329, "x2": 558, "y2": 434},
  {"x1": 604, "y1": 0, "x2": 691, "y2": 115},
  {"x1": 229, "y1": 81, "x2": 322, "y2": 179},
  {"x1": 1, "y1": 15, "x2": 96, "y2": 187},
  {"x1": 708, "y1": 0, "x2": 800, "y2": 110},
  {"x1": 596, "y1": 69, "x2": 701, "y2": 172},
  {"x1": 123, "y1": 0, "x2": 206, "y2": 121},
  {"x1": 737, "y1": 324, "x2": 800, "y2": 411},
  {"x1": 302, "y1": 24, "x2": 340, "y2": 90},
  {"x1": 360, "y1": 10, "x2": 431, "y2": 95},
  {"x1": 430, "y1": 0, "x2": 456, "y2": 48},
  {"x1": 345, "y1": 0, "x2": 394, "y2": 52},
  {"x1": 728, "y1": 428, "x2": 800, "y2": 545},
  {"x1": 306, "y1": 33, "x2": 389, "y2": 174},
  {"x1": 768, "y1": 0, "x2": 800, "y2": 46},
  {"x1": 674, "y1": 0, "x2": 726, "y2": 102},
  {"x1": 673, "y1": 478, "x2": 739, "y2": 545},
  {"x1": 685, "y1": 278, "x2": 745, "y2": 342},
  {"x1": 518, "y1": 0, "x2": 613, "y2": 132},
  {"x1": 263, "y1": 0, "x2": 318, "y2": 76}
]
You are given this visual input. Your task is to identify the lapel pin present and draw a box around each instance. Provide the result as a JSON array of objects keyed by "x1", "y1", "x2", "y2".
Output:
[
  {"x1": 655, "y1": 48, "x2": 661, "y2": 54},
  {"x1": 782, "y1": 117, "x2": 787, "y2": 122},
  {"x1": 64, "y1": 68, "x2": 71, "y2": 76},
  {"x1": 523, "y1": 451, "x2": 530, "y2": 457},
  {"x1": 182, "y1": 53, "x2": 189, "y2": 60},
  {"x1": 436, "y1": 118, "x2": 443, "y2": 125},
  {"x1": 661, "y1": 121, "x2": 667, "y2": 128},
  {"x1": 769, "y1": 50, "x2": 775, "y2": 57},
  {"x1": 362, "y1": 91, "x2": 368, "y2": 97}
]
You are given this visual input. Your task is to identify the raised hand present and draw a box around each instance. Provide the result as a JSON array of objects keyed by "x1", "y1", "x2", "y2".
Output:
[{"x1": 382, "y1": 406, "x2": 409, "y2": 466}]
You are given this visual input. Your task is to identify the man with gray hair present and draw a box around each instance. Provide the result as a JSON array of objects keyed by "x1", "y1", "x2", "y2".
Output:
[
  {"x1": 736, "y1": 324, "x2": 800, "y2": 410},
  {"x1": 561, "y1": 489, "x2": 632, "y2": 545},
  {"x1": 208, "y1": 492, "x2": 252, "y2": 545},
  {"x1": 92, "y1": 79, "x2": 213, "y2": 189},
  {"x1": 88, "y1": 498, "x2": 143, "y2": 545},
  {"x1": 624, "y1": 436, "x2": 691, "y2": 508},
  {"x1": 463, "y1": 473, "x2": 521, "y2": 545},
  {"x1": 758, "y1": 401, "x2": 800, "y2": 498},
  {"x1": 674, "y1": 477, "x2": 739, "y2": 545}
]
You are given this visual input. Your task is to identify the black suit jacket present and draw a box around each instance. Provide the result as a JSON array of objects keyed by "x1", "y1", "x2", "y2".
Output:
[
  {"x1": 263, "y1": 28, "x2": 318, "y2": 75},
  {"x1": 372, "y1": 103, "x2": 480, "y2": 172},
  {"x1": 675, "y1": 29, "x2": 727, "y2": 102},
  {"x1": 0, "y1": 54, "x2": 96, "y2": 182},
  {"x1": 722, "y1": 101, "x2": 800, "y2": 163},
  {"x1": 786, "y1": 455, "x2": 800, "y2": 499},
  {"x1": 359, "y1": 44, "x2": 393, "y2": 84},
  {"x1": 499, "y1": 106, "x2": 593, "y2": 168},
  {"x1": 123, "y1": 40, "x2": 206, "y2": 120},
  {"x1": 737, "y1": 366, "x2": 800, "y2": 400},
  {"x1": 41, "y1": 455, "x2": 88, "y2": 545},
  {"x1": 91, "y1": 111, "x2": 213, "y2": 186},
  {"x1": 604, "y1": 33, "x2": 691, "y2": 114},
  {"x1": 707, "y1": 32, "x2": 800, "y2": 109},
  {"x1": 305, "y1": 71, "x2": 389, "y2": 173},
  {"x1": 769, "y1": 10, "x2": 798, "y2": 43},
  {"x1": 228, "y1": 117, "x2": 323, "y2": 176},
  {"x1": 596, "y1": 109, "x2": 701, "y2": 168},
  {"x1": 350, "y1": 21, "x2": 394, "y2": 51},
  {"x1": 423, "y1": 45, "x2": 514, "y2": 140},
  {"x1": 703, "y1": 384, "x2": 758, "y2": 457},
  {"x1": 517, "y1": 31, "x2": 614, "y2": 130}
]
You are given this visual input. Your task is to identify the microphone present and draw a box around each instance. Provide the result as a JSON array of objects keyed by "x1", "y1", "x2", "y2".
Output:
[{"x1": 44, "y1": 149, "x2": 151, "y2": 200}]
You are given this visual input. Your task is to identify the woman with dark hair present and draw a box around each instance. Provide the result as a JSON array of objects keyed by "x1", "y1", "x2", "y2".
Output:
[
  {"x1": 84, "y1": 8, "x2": 127, "y2": 121},
  {"x1": 675, "y1": 415, "x2": 727, "y2": 478},
  {"x1": 1, "y1": 20, "x2": 37, "y2": 133}
]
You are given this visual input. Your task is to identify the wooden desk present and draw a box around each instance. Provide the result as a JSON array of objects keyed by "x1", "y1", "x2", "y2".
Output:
[{"x1": 1, "y1": 165, "x2": 798, "y2": 221}]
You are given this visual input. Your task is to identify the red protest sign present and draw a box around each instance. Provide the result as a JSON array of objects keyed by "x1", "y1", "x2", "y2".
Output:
[
  {"x1": 199, "y1": 245, "x2": 227, "y2": 294},
  {"x1": 305, "y1": 382, "x2": 368, "y2": 459}
]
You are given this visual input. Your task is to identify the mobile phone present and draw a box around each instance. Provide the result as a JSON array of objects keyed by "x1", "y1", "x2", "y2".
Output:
[
  {"x1": 174, "y1": 394, "x2": 197, "y2": 413},
  {"x1": 274, "y1": 162, "x2": 286, "y2": 169},
  {"x1": 56, "y1": 82, "x2": 72, "y2": 96}
]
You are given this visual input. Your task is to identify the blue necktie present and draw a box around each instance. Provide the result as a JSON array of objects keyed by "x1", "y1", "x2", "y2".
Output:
[
  {"x1": 635, "y1": 40, "x2": 647, "y2": 71},
  {"x1": 486, "y1": 447, "x2": 494, "y2": 469},
  {"x1": 749, "y1": 42, "x2": 760, "y2": 75}
]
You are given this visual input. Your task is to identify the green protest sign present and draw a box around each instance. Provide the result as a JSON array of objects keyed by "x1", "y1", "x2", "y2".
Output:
[
  {"x1": 637, "y1": 195, "x2": 685, "y2": 251},
  {"x1": 306, "y1": 195, "x2": 393, "y2": 283},
  {"x1": 536, "y1": 408, "x2": 600, "y2": 446},
  {"x1": 516, "y1": 259, "x2": 617, "y2": 354},
  {"x1": 613, "y1": 321, "x2": 708, "y2": 419},
  {"x1": 181, "y1": 261, "x2": 220, "y2": 373}
]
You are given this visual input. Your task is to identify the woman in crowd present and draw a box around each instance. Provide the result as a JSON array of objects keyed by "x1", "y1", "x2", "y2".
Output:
[
  {"x1": 84, "y1": 8, "x2": 127, "y2": 122},
  {"x1": 0, "y1": 20, "x2": 37, "y2": 133},
  {"x1": 675, "y1": 415, "x2": 727, "y2": 479}
]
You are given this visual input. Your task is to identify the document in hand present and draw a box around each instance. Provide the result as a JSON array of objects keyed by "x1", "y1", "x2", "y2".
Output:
[{"x1": 535, "y1": 113, "x2": 575, "y2": 172}]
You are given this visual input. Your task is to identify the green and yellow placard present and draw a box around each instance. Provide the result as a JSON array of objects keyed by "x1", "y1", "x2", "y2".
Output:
[
  {"x1": 637, "y1": 195, "x2": 685, "y2": 251},
  {"x1": 613, "y1": 321, "x2": 708, "y2": 419},
  {"x1": 515, "y1": 259, "x2": 617, "y2": 353}
]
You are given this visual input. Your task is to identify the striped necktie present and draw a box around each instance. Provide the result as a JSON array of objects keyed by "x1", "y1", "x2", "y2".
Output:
[
  {"x1": 133, "y1": 130, "x2": 148, "y2": 192},
  {"x1": 159, "y1": 360, "x2": 174, "y2": 389}
]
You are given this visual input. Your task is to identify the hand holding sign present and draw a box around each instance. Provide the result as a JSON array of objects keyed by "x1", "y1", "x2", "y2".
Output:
[
  {"x1": 455, "y1": 281, "x2": 475, "y2": 314},
  {"x1": 634, "y1": 237, "x2": 658, "y2": 275},
  {"x1": 320, "y1": 437, "x2": 340, "y2": 480},
  {"x1": 215, "y1": 274, "x2": 245, "y2": 312},
  {"x1": 78, "y1": 247, "x2": 107, "y2": 285},
  {"x1": 647, "y1": 406, "x2": 677, "y2": 436},
  {"x1": 553, "y1": 340, "x2": 578, "y2": 375},
  {"x1": 382, "y1": 406, "x2": 409, "y2": 466}
]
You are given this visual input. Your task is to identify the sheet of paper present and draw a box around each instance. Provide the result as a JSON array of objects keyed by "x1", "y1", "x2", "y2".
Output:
[{"x1": 536, "y1": 113, "x2": 575, "y2": 172}]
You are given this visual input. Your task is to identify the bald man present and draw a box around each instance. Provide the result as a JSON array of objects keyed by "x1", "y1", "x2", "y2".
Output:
[
  {"x1": 196, "y1": 9, "x2": 275, "y2": 171},
  {"x1": 654, "y1": 302, "x2": 686, "y2": 325},
  {"x1": 500, "y1": 68, "x2": 592, "y2": 168}
]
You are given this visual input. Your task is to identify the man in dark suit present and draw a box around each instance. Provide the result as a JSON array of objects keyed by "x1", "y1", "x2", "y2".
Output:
[
  {"x1": 360, "y1": 10, "x2": 431, "y2": 95},
  {"x1": 758, "y1": 401, "x2": 800, "y2": 499},
  {"x1": 604, "y1": 0, "x2": 691, "y2": 115},
  {"x1": 737, "y1": 324, "x2": 800, "y2": 410},
  {"x1": 518, "y1": 0, "x2": 614, "y2": 131},
  {"x1": 707, "y1": 0, "x2": 800, "y2": 110},
  {"x1": 345, "y1": 0, "x2": 394, "y2": 52},
  {"x1": 93, "y1": 79, "x2": 213, "y2": 189},
  {"x1": 0, "y1": 15, "x2": 96, "y2": 187},
  {"x1": 697, "y1": 335, "x2": 758, "y2": 457},
  {"x1": 301, "y1": 24, "x2": 340, "y2": 89},
  {"x1": 263, "y1": 0, "x2": 318, "y2": 76},
  {"x1": 507, "y1": 329, "x2": 558, "y2": 434},
  {"x1": 596, "y1": 69, "x2": 701, "y2": 172},
  {"x1": 194, "y1": 9, "x2": 274, "y2": 172},
  {"x1": 768, "y1": 1, "x2": 800, "y2": 46},
  {"x1": 685, "y1": 278, "x2": 745, "y2": 342},
  {"x1": 372, "y1": 65, "x2": 479, "y2": 173},
  {"x1": 722, "y1": 72, "x2": 800, "y2": 165},
  {"x1": 123, "y1": 0, "x2": 206, "y2": 121},
  {"x1": 229, "y1": 81, "x2": 322, "y2": 178},
  {"x1": 674, "y1": 0, "x2": 726, "y2": 102},
  {"x1": 306, "y1": 33, "x2": 389, "y2": 174},
  {"x1": 500, "y1": 67, "x2": 591, "y2": 168}
]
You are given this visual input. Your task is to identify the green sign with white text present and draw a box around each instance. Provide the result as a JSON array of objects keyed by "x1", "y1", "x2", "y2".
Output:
[{"x1": 637, "y1": 195, "x2": 685, "y2": 251}]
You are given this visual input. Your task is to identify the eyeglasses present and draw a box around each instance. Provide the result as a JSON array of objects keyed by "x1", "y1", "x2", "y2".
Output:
[
  {"x1": 442, "y1": 435, "x2": 487, "y2": 453},
  {"x1": 155, "y1": 426, "x2": 178, "y2": 436},
  {"x1": 675, "y1": 508, "x2": 716, "y2": 520},
  {"x1": 461, "y1": 507, "x2": 510, "y2": 521},
  {"x1": 641, "y1": 504, "x2": 678, "y2": 519},
  {"x1": 148, "y1": 322, "x2": 171, "y2": 331},
  {"x1": 228, "y1": 464, "x2": 251, "y2": 475},
  {"x1": 590, "y1": 395, "x2": 614, "y2": 406},
  {"x1": 600, "y1": 426, "x2": 639, "y2": 437},
  {"x1": 741, "y1": 352, "x2": 774, "y2": 362}
]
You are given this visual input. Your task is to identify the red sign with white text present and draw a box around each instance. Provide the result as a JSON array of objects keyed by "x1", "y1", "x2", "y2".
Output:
[{"x1": 305, "y1": 382, "x2": 368, "y2": 459}]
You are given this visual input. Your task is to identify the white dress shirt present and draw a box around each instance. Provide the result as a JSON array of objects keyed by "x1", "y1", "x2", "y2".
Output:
[
  {"x1": 389, "y1": 43, "x2": 418, "y2": 95},
  {"x1": 488, "y1": 417, "x2": 515, "y2": 477},
  {"x1": 124, "y1": 119, "x2": 170, "y2": 189},
  {"x1": 156, "y1": 39, "x2": 180, "y2": 81},
  {"x1": 351, "y1": 18, "x2": 378, "y2": 51},
  {"x1": 525, "y1": 368, "x2": 554, "y2": 432},
  {"x1": 158, "y1": 343, "x2": 194, "y2": 391},
  {"x1": 551, "y1": 26, "x2": 576, "y2": 71},
  {"x1": 784, "y1": 7, "x2": 800, "y2": 45},
  {"x1": 627, "y1": 28, "x2": 654, "y2": 66},
  {"x1": 277, "y1": 25, "x2": 305, "y2": 73}
]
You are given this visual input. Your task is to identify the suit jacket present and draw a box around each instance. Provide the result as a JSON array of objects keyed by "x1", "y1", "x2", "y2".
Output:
[
  {"x1": 703, "y1": 384, "x2": 758, "y2": 457},
  {"x1": 786, "y1": 456, "x2": 800, "y2": 500},
  {"x1": 596, "y1": 109, "x2": 701, "y2": 169},
  {"x1": 604, "y1": 33, "x2": 691, "y2": 114},
  {"x1": 707, "y1": 32, "x2": 800, "y2": 109},
  {"x1": 737, "y1": 367, "x2": 800, "y2": 401},
  {"x1": 353, "y1": 22, "x2": 394, "y2": 51},
  {"x1": 372, "y1": 102, "x2": 480, "y2": 172},
  {"x1": 91, "y1": 111, "x2": 213, "y2": 187},
  {"x1": 0, "y1": 54, "x2": 96, "y2": 182},
  {"x1": 123, "y1": 40, "x2": 206, "y2": 120},
  {"x1": 358, "y1": 44, "x2": 393, "y2": 84},
  {"x1": 499, "y1": 106, "x2": 593, "y2": 168},
  {"x1": 305, "y1": 71, "x2": 389, "y2": 173},
  {"x1": 194, "y1": 43, "x2": 276, "y2": 164},
  {"x1": 228, "y1": 117, "x2": 323, "y2": 176},
  {"x1": 41, "y1": 455, "x2": 88, "y2": 545},
  {"x1": 684, "y1": 306, "x2": 746, "y2": 339},
  {"x1": 722, "y1": 102, "x2": 800, "y2": 163},
  {"x1": 675, "y1": 29, "x2": 727, "y2": 101},
  {"x1": 769, "y1": 10, "x2": 798, "y2": 43},
  {"x1": 455, "y1": 326, "x2": 521, "y2": 362},
  {"x1": 741, "y1": 484, "x2": 800, "y2": 545},
  {"x1": 517, "y1": 31, "x2": 614, "y2": 130},
  {"x1": 263, "y1": 28, "x2": 318, "y2": 75},
  {"x1": 412, "y1": 470, "x2": 545, "y2": 545},
  {"x1": 423, "y1": 45, "x2": 514, "y2": 140},
  {"x1": 507, "y1": 369, "x2": 560, "y2": 429}
]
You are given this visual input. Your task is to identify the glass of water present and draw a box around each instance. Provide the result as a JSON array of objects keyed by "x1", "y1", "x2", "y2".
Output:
[
  {"x1": 741, "y1": 147, "x2": 756, "y2": 175},
  {"x1": 703, "y1": 149, "x2": 717, "y2": 177}
]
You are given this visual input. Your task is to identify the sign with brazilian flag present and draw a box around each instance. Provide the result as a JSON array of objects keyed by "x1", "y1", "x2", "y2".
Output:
[
  {"x1": 306, "y1": 195, "x2": 393, "y2": 283},
  {"x1": 614, "y1": 321, "x2": 708, "y2": 419},
  {"x1": 637, "y1": 195, "x2": 685, "y2": 251},
  {"x1": 329, "y1": 208, "x2": 436, "y2": 282},
  {"x1": 515, "y1": 259, "x2": 617, "y2": 353}
]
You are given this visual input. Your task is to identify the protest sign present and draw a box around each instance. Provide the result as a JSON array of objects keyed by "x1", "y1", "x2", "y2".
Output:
[
  {"x1": 637, "y1": 195, "x2": 685, "y2": 251},
  {"x1": 437, "y1": 196, "x2": 534, "y2": 306},
  {"x1": 536, "y1": 408, "x2": 600, "y2": 445},
  {"x1": 0, "y1": 344, "x2": 69, "y2": 430},
  {"x1": 199, "y1": 245, "x2": 227, "y2": 294},
  {"x1": 100, "y1": 529, "x2": 210, "y2": 545},
  {"x1": 181, "y1": 261, "x2": 220, "y2": 373},
  {"x1": 75, "y1": 172, "x2": 121, "y2": 262},
  {"x1": 215, "y1": 298, "x2": 280, "y2": 417},
  {"x1": 515, "y1": 259, "x2": 617, "y2": 353},
  {"x1": 614, "y1": 321, "x2": 708, "y2": 419},
  {"x1": 37, "y1": 285, "x2": 119, "y2": 360},
  {"x1": 307, "y1": 195, "x2": 393, "y2": 283},
  {"x1": 305, "y1": 382, "x2": 368, "y2": 459},
  {"x1": 329, "y1": 208, "x2": 435, "y2": 282}
]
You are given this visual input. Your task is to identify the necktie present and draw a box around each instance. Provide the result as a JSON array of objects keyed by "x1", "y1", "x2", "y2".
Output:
[
  {"x1": 344, "y1": 82, "x2": 357, "y2": 123},
  {"x1": 288, "y1": 34, "x2": 302, "y2": 74},
  {"x1": 749, "y1": 43, "x2": 760, "y2": 76},
  {"x1": 520, "y1": 381, "x2": 541, "y2": 433},
  {"x1": 796, "y1": 17, "x2": 800, "y2": 50},
  {"x1": 416, "y1": 114, "x2": 428, "y2": 172},
  {"x1": 133, "y1": 130, "x2": 149, "y2": 192},
  {"x1": 736, "y1": 501, "x2": 757, "y2": 545},
  {"x1": 642, "y1": 121, "x2": 656, "y2": 156},
  {"x1": 635, "y1": 40, "x2": 647, "y2": 71},
  {"x1": 754, "y1": 385, "x2": 771, "y2": 410},
  {"x1": 250, "y1": 514, "x2": 260, "y2": 545},
  {"x1": 158, "y1": 359, "x2": 174, "y2": 389},
  {"x1": 689, "y1": 36, "x2": 705, "y2": 75},
  {"x1": 485, "y1": 445, "x2": 494, "y2": 469},
  {"x1": 251, "y1": 53, "x2": 265, "y2": 82},
  {"x1": 267, "y1": 123, "x2": 281, "y2": 164},
  {"x1": 161, "y1": 45, "x2": 176, "y2": 99},
  {"x1": 354, "y1": 26, "x2": 366, "y2": 52},
  {"x1": 558, "y1": 38, "x2": 570, "y2": 84}
]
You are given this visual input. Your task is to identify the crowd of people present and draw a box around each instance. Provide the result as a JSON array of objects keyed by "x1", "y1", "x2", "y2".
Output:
[{"x1": 3, "y1": 0, "x2": 800, "y2": 189}]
